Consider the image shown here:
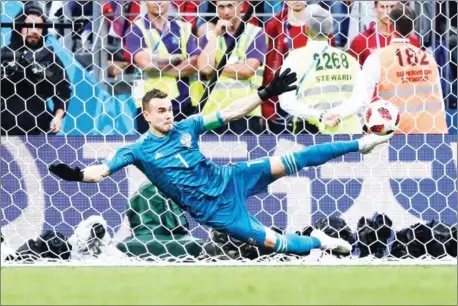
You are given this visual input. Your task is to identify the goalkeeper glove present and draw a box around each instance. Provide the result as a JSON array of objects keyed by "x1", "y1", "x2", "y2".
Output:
[
  {"x1": 258, "y1": 68, "x2": 297, "y2": 102},
  {"x1": 49, "y1": 163, "x2": 84, "y2": 182}
]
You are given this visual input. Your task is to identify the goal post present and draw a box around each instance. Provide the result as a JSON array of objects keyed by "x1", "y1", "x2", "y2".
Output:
[{"x1": 1, "y1": 1, "x2": 456, "y2": 265}]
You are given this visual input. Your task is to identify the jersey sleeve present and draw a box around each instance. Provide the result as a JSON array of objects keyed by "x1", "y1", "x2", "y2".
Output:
[
  {"x1": 348, "y1": 34, "x2": 366, "y2": 66},
  {"x1": 180, "y1": 113, "x2": 225, "y2": 135},
  {"x1": 103, "y1": 144, "x2": 138, "y2": 173}
]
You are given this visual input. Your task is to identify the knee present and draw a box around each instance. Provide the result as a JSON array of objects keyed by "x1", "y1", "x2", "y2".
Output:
[{"x1": 269, "y1": 156, "x2": 286, "y2": 179}]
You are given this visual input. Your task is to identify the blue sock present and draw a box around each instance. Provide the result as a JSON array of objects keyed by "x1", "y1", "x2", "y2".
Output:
[
  {"x1": 275, "y1": 233, "x2": 321, "y2": 255},
  {"x1": 281, "y1": 141, "x2": 359, "y2": 175}
]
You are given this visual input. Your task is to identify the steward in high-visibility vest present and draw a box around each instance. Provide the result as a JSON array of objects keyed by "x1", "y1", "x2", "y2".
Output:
[
  {"x1": 201, "y1": 23, "x2": 264, "y2": 116},
  {"x1": 198, "y1": 24, "x2": 265, "y2": 116},
  {"x1": 125, "y1": 3, "x2": 204, "y2": 133},
  {"x1": 324, "y1": 4, "x2": 448, "y2": 135},
  {"x1": 375, "y1": 42, "x2": 447, "y2": 134},
  {"x1": 133, "y1": 16, "x2": 204, "y2": 110},
  {"x1": 197, "y1": 1, "x2": 267, "y2": 135},
  {"x1": 278, "y1": 4, "x2": 362, "y2": 135}
]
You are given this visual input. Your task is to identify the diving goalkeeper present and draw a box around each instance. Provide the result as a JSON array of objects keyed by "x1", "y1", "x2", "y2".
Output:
[{"x1": 49, "y1": 69, "x2": 392, "y2": 255}]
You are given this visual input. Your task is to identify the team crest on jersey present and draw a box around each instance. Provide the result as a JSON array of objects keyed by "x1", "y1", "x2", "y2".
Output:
[{"x1": 180, "y1": 133, "x2": 192, "y2": 148}]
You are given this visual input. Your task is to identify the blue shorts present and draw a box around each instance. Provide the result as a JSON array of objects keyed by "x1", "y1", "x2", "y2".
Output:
[{"x1": 206, "y1": 158, "x2": 275, "y2": 246}]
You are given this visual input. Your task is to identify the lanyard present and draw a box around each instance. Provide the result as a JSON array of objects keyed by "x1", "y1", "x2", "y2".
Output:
[
  {"x1": 375, "y1": 22, "x2": 381, "y2": 50},
  {"x1": 219, "y1": 33, "x2": 242, "y2": 52},
  {"x1": 284, "y1": 22, "x2": 293, "y2": 51},
  {"x1": 296, "y1": 45, "x2": 329, "y2": 95},
  {"x1": 151, "y1": 22, "x2": 171, "y2": 53}
]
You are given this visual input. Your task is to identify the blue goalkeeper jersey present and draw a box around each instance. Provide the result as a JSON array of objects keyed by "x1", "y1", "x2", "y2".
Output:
[{"x1": 103, "y1": 114, "x2": 232, "y2": 223}]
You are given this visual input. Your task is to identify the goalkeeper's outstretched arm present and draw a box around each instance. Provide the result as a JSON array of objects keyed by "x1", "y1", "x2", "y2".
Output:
[
  {"x1": 48, "y1": 163, "x2": 110, "y2": 183},
  {"x1": 220, "y1": 94, "x2": 264, "y2": 122},
  {"x1": 220, "y1": 68, "x2": 297, "y2": 123},
  {"x1": 49, "y1": 144, "x2": 136, "y2": 183},
  {"x1": 81, "y1": 164, "x2": 110, "y2": 183}
]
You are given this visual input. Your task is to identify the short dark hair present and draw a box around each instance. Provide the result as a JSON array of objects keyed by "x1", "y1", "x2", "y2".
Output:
[
  {"x1": 390, "y1": 3, "x2": 416, "y2": 37},
  {"x1": 142, "y1": 89, "x2": 168, "y2": 110}
]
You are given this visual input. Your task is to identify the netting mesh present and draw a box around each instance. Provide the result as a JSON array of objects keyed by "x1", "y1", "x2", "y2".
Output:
[{"x1": 1, "y1": 0, "x2": 456, "y2": 265}]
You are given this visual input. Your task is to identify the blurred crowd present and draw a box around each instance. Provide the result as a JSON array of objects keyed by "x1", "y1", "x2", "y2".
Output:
[{"x1": 1, "y1": 0, "x2": 457, "y2": 136}]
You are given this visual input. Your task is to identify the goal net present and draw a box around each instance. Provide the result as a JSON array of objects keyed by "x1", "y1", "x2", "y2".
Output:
[{"x1": 1, "y1": 0, "x2": 456, "y2": 265}]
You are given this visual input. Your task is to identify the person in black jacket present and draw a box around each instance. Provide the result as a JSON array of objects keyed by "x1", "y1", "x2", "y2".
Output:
[{"x1": 1, "y1": 3, "x2": 71, "y2": 135}]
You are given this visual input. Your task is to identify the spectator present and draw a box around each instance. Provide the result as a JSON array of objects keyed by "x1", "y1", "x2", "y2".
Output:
[
  {"x1": 116, "y1": 182, "x2": 204, "y2": 259},
  {"x1": 278, "y1": 4, "x2": 362, "y2": 135},
  {"x1": 125, "y1": 1, "x2": 202, "y2": 133},
  {"x1": 196, "y1": 1, "x2": 261, "y2": 40},
  {"x1": 173, "y1": 1, "x2": 200, "y2": 31},
  {"x1": 345, "y1": 1, "x2": 377, "y2": 49},
  {"x1": 324, "y1": 0, "x2": 353, "y2": 48},
  {"x1": 103, "y1": 1, "x2": 141, "y2": 77},
  {"x1": 348, "y1": 1, "x2": 420, "y2": 66},
  {"x1": 324, "y1": 4, "x2": 448, "y2": 134},
  {"x1": 197, "y1": 0, "x2": 267, "y2": 135},
  {"x1": 1, "y1": 4, "x2": 71, "y2": 136}
]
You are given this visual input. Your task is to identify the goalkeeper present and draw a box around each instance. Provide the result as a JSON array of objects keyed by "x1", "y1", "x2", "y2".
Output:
[{"x1": 49, "y1": 69, "x2": 392, "y2": 255}]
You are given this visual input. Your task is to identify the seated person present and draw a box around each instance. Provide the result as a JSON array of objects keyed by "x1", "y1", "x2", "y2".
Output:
[{"x1": 117, "y1": 182, "x2": 204, "y2": 259}]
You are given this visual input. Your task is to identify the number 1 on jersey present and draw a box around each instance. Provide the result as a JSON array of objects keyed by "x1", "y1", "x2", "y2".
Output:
[{"x1": 175, "y1": 153, "x2": 189, "y2": 168}]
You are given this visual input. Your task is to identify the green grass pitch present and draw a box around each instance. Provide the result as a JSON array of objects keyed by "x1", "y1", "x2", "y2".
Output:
[{"x1": 2, "y1": 266, "x2": 456, "y2": 305}]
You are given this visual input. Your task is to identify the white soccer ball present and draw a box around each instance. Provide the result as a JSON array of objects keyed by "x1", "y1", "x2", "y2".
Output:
[{"x1": 364, "y1": 100, "x2": 400, "y2": 135}]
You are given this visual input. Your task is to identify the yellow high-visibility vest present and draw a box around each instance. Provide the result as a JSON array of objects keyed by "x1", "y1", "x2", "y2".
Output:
[
  {"x1": 289, "y1": 41, "x2": 362, "y2": 134},
  {"x1": 202, "y1": 23, "x2": 264, "y2": 116},
  {"x1": 134, "y1": 18, "x2": 204, "y2": 109}
]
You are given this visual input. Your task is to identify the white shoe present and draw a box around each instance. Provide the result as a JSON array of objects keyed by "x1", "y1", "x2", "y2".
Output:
[
  {"x1": 310, "y1": 229, "x2": 352, "y2": 255},
  {"x1": 358, "y1": 133, "x2": 394, "y2": 154}
]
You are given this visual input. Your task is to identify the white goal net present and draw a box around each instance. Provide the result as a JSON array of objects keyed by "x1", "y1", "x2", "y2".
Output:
[{"x1": 1, "y1": 0, "x2": 456, "y2": 265}]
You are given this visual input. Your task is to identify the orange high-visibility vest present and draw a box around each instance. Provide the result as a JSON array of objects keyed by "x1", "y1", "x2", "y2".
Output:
[{"x1": 376, "y1": 42, "x2": 448, "y2": 134}]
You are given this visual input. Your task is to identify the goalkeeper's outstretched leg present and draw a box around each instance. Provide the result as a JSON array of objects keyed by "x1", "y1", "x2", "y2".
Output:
[
  {"x1": 267, "y1": 133, "x2": 393, "y2": 254},
  {"x1": 209, "y1": 133, "x2": 393, "y2": 256}
]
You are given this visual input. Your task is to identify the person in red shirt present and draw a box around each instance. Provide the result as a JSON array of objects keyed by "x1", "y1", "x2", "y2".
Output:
[
  {"x1": 262, "y1": 1, "x2": 308, "y2": 133},
  {"x1": 173, "y1": 1, "x2": 199, "y2": 30},
  {"x1": 103, "y1": 1, "x2": 142, "y2": 65},
  {"x1": 348, "y1": 1, "x2": 421, "y2": 66}
]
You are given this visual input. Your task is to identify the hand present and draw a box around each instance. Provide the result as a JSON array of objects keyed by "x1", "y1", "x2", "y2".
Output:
[
  {"x1": 214, "y1": 19, "x2": 233, "y2": 36},
  {"x1": 50, "y1": 116, "x2": 63, "y2": 134},
  {"x1": 258, "y1": 68, "x2": 297, "y2": 102},
  {"x1": 321, "y1": 112, "x2": 341, "y2": 128},
  {"x1": 29, "y1": 62, "x2": 44, "y2": 79},
  {"x1": 49, "y1": 163, "x2": 84, "y2": 182},
  {"x1": 170, "y1": 54, "x2": 184, "y2": 66},
  {"x1": 151, "y1": 54, "x2": 183, "y2": 70},
  {"x1": 2, "y1": 62, "x2": 18, "y2": 78}
]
